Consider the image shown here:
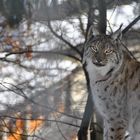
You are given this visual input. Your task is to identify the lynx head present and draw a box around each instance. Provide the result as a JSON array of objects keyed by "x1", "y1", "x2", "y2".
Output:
[{"x1": 83, "y1": 26, "x2": 124, "y2": 75}]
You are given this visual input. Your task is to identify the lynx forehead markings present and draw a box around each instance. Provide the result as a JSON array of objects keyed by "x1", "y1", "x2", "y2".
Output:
[{"x1": 83, "y1": 31, "x2": 140, "y2": 140}]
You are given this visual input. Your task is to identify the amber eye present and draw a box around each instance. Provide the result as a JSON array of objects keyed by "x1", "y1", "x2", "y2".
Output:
[{"x1": 104, "y1": 48, "x2": 113, "y2": 54}]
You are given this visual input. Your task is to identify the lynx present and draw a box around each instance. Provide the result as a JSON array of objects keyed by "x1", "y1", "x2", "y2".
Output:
[{"x1": 83, "y1": 28, "x2": 140, "y2": 140}]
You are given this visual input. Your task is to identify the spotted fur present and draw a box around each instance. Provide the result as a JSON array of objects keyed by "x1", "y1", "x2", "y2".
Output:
[{"x1": 83, "y1": 34, "x2": 140, "y2": 140}]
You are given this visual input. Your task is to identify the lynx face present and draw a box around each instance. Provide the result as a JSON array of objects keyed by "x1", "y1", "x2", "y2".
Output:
[
  {"x1": 90, "y1": 35, "x2": 122, "y2": 65},
  {"x1": 83, "y1": 35, "x2": 124, "y2": 76}
]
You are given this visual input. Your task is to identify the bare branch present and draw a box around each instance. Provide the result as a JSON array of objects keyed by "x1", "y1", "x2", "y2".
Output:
[
  {"x1": 0, "y1": 57, "x2": 29, "y2": 69},
  {"x1": 122, "y1": 15, "x2": 140, "y2": 35},
  {"x1": 4, "y1": 49, "x2": 81, "y2": 62},
  {"x1": 0, "y1": 82, "x2": 82, "y2": 121},
  {"x1": 47, "y1": 21, "x2": 82, "y2": 57},
  {"x1": 0, "y1": 129, "x2": 45, "y2": 140},
  {"x1": 0, "y1": 115, "x2": 80, "y2": 128},
  {"x1": 54, "y1": 114, "x2": 68, "y2": 140}
]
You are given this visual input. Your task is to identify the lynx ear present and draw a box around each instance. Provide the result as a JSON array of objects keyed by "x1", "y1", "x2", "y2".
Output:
[
  {"x1": 87, "y1": 25, "x2": 100, "y2": 40},
  {"x1": 112, "y1": 24, "x2": 123, "y2": 40}
]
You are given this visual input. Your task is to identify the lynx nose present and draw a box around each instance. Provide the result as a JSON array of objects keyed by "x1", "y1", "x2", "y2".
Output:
[
  {"x1": 96, "y1": 58, "x2": 102, "y2": 63},
  {"x1": 93, "y1": 54, "x2": 105, "y2": 66},
  {"x1": 96, "y1": 55, "x2": 102, "y2": 63}
]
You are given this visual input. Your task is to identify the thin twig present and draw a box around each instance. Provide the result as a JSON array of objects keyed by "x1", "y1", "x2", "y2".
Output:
[
  {"x1": 54, "y1": 114, "x2": 68, "y2": 140},
  {"x1": 0, "y1": 129, "x2": 45, "y2": 140},
  {"x1": 47, "y1": 21, "x2": 82, "y2": 56},
  {"x1": 0, "y1": 57, "x2": 29, "y2": 69},
  {"x1": 4, "y1": 50, "x2": 81, "y2": 62},
  {"x1": 122, "y1": 15, "x2": 140, "y2": 35},
  {"x1": 1, "y1": 119, "x2": 19, "y2": 140},
  {"x1": 0, "y1": 82, "x2": 82, "y2": 120},
  {"x1": 0, "y1": 115, "x2": 80, "y2": 128}
]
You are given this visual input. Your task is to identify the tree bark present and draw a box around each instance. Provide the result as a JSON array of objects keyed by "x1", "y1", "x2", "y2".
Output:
[{"x1": 31, "y1": 0, "x2": 137, "y2": 21}]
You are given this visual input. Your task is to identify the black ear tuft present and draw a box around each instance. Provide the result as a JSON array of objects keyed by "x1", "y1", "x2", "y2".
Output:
[
  {"x1": 112, "y1": 24, "x2": 123, "y2": 40},
  {"x1": 87, "y1": 25, "x2": 100, "y2": 40}
]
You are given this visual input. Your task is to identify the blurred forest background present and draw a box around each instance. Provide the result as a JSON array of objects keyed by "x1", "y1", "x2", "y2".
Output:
[{"x1": 0, "y1": 0, "x2": 140, "y2": 140}]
